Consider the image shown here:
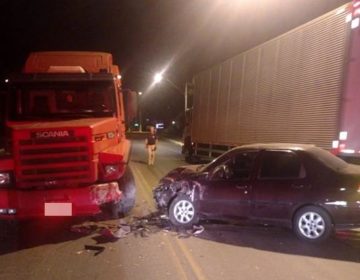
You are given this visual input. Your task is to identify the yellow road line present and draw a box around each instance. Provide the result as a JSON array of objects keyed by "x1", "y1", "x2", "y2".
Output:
[
  {"x1": 132, "y1": 166, "x2": 189, "y2": 280},
  {"x1": 132, "y1": 166, "x2": 207, "y2": 280},
  {"x1": 132, "y1": 165, "x2": 207, "y2": 280},
  {"x1": 175, "y1": 240, "x2": 207, "y2": 280}
]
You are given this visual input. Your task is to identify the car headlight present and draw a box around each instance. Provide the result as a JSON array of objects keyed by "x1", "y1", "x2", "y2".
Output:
[{"x1": 0, "y1": 172, "x2": 11, "y2": 186}]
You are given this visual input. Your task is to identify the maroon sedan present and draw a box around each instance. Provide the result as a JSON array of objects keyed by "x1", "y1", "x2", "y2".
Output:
[{"x1": 153, "y1": 144, "x2": 360, "y2": 242}]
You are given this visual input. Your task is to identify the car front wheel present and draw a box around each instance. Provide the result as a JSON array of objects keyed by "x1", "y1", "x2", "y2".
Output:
[
  {"x1": 293, "y1": 206, "x2": 333, "y2": 242},
  {"x1": 169, "y1": 194, "x2": 198, "y2": 228}
]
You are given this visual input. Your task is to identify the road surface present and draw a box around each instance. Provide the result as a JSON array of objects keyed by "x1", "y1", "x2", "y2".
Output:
[{"x1": 0, "y1": 139, "x2": 359, "y2": 280}]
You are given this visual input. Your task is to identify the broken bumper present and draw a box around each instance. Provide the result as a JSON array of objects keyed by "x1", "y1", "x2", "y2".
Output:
[
  {"x1": 153, "y1": 184, "x2": 174, "y2": 209},
  {"x1": 0, "y1": 182, "x2": 122, "y2": 219}
]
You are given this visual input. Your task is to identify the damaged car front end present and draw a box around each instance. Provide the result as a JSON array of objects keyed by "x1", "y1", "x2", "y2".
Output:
[{"x1": 153, "y1": 165, "x2": 207, "y2": 227}]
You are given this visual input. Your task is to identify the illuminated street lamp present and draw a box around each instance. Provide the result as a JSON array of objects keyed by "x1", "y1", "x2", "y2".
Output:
[
  {"x1": 153, "y1": 72, "x2": 163, "y2": 84},
  {"x1": 153, "y1": 72, "x2": 183, "y2": 95},
  {"x1": 138, "y1": 91, "x2": 143, "y2": 132}
]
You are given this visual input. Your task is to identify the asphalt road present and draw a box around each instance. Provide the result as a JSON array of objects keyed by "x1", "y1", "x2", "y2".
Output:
[{"x1": 0, "y1": 139, "x2": 359, "y2": 280}]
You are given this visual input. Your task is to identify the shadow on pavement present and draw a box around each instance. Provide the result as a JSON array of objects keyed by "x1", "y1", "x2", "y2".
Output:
[
  {"x1": 0, "y1": 212, "x2": 168, "y2": 256},
  {"x1": 0, "y1": 216, "x2": 108, "y2": 255},
  {"x1": 1, "y1": 212, "x2": 359, "y2": 263},
  {"x1": 197, "y1": 220, "x2": 360, "y2": 263}
]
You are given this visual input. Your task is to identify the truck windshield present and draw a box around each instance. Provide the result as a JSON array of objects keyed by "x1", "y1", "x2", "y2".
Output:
[{"x1": 9, "y1": 80, "x2": 117, "y2": 120}]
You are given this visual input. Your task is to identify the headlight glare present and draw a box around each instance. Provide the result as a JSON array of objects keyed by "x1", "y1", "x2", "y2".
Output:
[
  {"x1": 105, "y1": 165, "x2": 118, "y2": 175},
  {"x1": 0, "y1": 172, "x2": 10, "y2": 185}
]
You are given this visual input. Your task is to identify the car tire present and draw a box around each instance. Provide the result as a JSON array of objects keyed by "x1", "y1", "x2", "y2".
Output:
[
  {"x1": 168, "y1": 194, "x2": 198, "y2": 228},
  {"x1": 293, "y1": 206, "x2": 333, "y2": 242}
]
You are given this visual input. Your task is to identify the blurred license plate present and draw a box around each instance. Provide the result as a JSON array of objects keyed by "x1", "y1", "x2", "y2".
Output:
[{"x1": 45, "y1": 202, "x2": 72, "y2": 216}]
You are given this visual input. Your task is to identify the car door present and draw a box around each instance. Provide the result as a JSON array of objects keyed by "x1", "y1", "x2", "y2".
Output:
[
  {"x1": 200, "y1": 150, "x2": 258, "y2": 218},
  {"x1": 251, "y1": 150, "x2": 309, "y2": 221}
]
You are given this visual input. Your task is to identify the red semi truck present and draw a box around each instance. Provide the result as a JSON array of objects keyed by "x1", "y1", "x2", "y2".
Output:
[
  {"x1": 185, "y1": 1, "x2": 360, "y2": 162},
  {"x1": 0, "y1": 51, "x2": 135, "y2": 219}
]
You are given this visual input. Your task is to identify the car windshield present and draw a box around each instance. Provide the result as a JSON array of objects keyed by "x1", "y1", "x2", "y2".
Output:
[
  {"x1": 9, "y1": 80, "x2": 117, "y2": 121},
  {"x1": 200, "y1": 148, "x2": 237, "y2": 172},
  {"x1": 308, "y1": 147, "x2": 348, "y2": 171}
]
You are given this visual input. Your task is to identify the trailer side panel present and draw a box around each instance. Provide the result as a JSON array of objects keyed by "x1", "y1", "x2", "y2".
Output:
[{"x1": 192, "y1": 4, "x2": 351, "y2": 151}]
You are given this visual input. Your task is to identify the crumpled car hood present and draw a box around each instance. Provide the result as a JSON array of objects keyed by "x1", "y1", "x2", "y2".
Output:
[
  {"x1": 161, "y1": 164, "x2": 203, "y2": 183},
  {"x1": 154, "y1": 164, "x2": 204, "y2": 209}
]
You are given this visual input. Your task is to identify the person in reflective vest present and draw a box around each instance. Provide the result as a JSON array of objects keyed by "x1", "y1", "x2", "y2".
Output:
[{"x1": 145, "y1": 125, "x2": 158, "y2": 165}]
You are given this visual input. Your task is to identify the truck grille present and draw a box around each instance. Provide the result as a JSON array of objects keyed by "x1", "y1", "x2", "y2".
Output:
[{"x1": 14, "y1": 134, "x2": 94, "y2": 188}]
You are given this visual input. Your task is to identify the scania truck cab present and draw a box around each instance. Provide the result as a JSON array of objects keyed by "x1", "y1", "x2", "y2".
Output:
[{"x1": 0, "y1": 51, "x2": 135, "y2": 219}]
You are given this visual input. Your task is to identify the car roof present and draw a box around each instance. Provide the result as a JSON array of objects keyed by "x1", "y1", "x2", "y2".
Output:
[
  {"x1": 235, "y1": 143, "x2": 315, "y2": 151},
  {"x1": 226, "y1": 143, "x2": 354, "y2": 172}
]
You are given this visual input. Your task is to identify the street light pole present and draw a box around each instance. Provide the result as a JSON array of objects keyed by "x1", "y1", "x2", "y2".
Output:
[{"x1": 138, "y1": 91, "x2": 143, "y2": 132}]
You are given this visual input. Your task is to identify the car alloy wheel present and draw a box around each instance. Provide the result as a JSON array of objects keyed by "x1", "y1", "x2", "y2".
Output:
[
  {"x1": 298, "y1": 211, "x2": 325, "y2": 239},
  {"x1": 173, "y1": 200, "x2": 195, "y2": 224},
  {"x1": 294, "y1": 206, "x2": 332, "y2": 242},
  {"x1": 169, "y1": 194, "x2": 199, "y2": 228}
]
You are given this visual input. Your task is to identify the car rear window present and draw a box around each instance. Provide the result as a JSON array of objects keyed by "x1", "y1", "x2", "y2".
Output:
[
  {"x1": 260, "y1": 151, "x2": 301, "y2": 179},
  {"x1": 307, "y1": 147, "x2": 348, "y2": 171}
]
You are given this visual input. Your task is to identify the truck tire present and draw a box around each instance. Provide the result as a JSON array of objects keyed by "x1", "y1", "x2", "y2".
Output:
[
  {"x1": 116, "y1": 166, "x2": 136, "y2": 215},
  {"x1": 293, "y1": 206, "x2": 333, "y2": 242},
  {"x1": 0, "y1": 220, "x2": 19, "y2": 252}
]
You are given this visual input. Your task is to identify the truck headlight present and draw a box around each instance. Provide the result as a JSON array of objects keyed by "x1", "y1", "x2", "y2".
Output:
[
  {"x1": 0, "y1": 172, "x2": 11, "y2": 186},
  {"x1": 105, "y1": 165, "x2": 119, "y2": 176}
]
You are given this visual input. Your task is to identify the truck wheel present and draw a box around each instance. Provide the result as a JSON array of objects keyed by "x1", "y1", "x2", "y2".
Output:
[
  {"x1": 0, "y1": 220, "x2": 20, "y2": 252},
  {"x1": 168, "y1": 194, "x2": 198, "y2": 228},
  {"x1": 293, "y1": 206, "x2": 333, "y2": 242},
  {"x1": 116, "y1": 167, "x2": 136, "y2": 215}
]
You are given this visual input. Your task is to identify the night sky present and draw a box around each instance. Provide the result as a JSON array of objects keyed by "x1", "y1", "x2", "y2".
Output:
[{"x1": 0, "y1": 0, "x2": 349, "y2": 123}]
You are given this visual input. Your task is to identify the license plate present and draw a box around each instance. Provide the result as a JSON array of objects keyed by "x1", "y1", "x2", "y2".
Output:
[{"x1": 45, "y1": 202, "x2": 72, "y2": 216}]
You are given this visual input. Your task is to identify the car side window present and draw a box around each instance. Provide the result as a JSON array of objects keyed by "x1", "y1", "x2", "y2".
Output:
[
  {"x1": 221, "y1": 151, "x2": 257, "y2": 180},
  {"x1": 259, "y1": 151, "x2": 303, "y2": 179}
]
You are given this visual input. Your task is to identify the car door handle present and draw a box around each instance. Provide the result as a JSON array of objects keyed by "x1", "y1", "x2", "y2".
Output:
[
  {"x1": 236, "y1": 185, "x2": 249, "y2": 190},
  {"x1": 291, "y1": 184, "x2": 304, "y2": 189}
]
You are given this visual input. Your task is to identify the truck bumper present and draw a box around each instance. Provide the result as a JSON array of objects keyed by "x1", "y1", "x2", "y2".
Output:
[{"x1": 0, "y1": 182, "x2": 122, "y2": 219}]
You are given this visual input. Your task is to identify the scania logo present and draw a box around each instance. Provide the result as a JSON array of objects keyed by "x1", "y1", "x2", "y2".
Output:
[{"x1": 34, "y1": 130, "x2": 70, "y2": 138}]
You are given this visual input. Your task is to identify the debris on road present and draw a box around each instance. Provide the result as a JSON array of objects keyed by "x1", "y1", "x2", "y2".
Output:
[
  {"x1": 192, "y1": 225, "x2": 205, "y2": 236},
  {"x1": 84, "y1": 245, "x2": 105, "y2": 256},
  {"x1": 112, "y1": 225, "x2": 131, "y2": 239},
  {"x1": 71, "y1": 211, "x2": 207, "y2": 254},
  {"x1": 176, "y1": 225, "x2": 205, "y2": 239}
]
